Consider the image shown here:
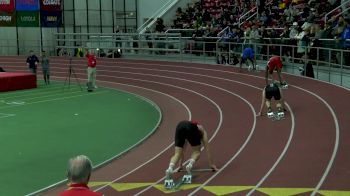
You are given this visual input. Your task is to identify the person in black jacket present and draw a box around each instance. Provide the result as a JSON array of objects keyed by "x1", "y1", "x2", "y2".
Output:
[{"x1": 26, "y1": 50, "x2": 39, "y2": 74}]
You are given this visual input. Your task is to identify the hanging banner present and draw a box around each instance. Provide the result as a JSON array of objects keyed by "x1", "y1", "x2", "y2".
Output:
[
  {"x1": 0, "y1": 0, "x2": 15, "y2": 12},
  {"x1": 16, "y1": 0, "x2": 39, "y2": 11},
  {"x1": 40, "y1": 11, "x2": 62, "y2": 27},
  {"x1": 40, "y1": 0, "x2": 61, "y2": 11},
  {"x1": 17, "y1": 11, "x2": 39, "y2": 27},
  {"x1": 0, "y1": 11, "x2": 15, "y2": 26}
]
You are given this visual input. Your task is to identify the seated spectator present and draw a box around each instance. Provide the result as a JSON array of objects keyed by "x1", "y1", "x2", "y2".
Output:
[
  {"x1": 75, "y1": 45, "x2": 84, "y2": 57},
  {"x1": 107, "y1": 49, "x2": 122, "y2": 58},
  {"x1": 59, "y1": 155, "x2": 102, "y2": 196}
]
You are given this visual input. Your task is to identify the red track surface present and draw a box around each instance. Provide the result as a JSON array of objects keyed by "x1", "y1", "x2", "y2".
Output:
[{"x1": 1, "y1": 57, "x2": 349, "y2": 196}]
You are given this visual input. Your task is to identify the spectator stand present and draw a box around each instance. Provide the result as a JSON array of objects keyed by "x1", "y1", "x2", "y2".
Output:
[
  {"x1": 239, "y1": 6, "x2": 258, "y2": 27},
  {"x1": 324, "y1": 0, "x2": 350, "y2": 23}
]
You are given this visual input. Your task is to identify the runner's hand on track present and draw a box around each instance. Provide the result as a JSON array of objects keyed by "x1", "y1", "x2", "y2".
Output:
[{"x1": 211, "y1": 165, "x2": 218, "y2": 171}]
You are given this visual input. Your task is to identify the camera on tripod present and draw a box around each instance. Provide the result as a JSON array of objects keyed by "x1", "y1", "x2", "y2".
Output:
[{"x1": 63, "y1": 54, "x2": 83, "y2": 91}]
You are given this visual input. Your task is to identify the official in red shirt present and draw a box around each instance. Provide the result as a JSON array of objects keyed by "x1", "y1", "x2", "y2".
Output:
[
  {"x1": 85, "y1": 49, "x2": 97, "y2": 90},
  {"x1": 59, "y1": 155, "x2": 102, "y2": 196}
]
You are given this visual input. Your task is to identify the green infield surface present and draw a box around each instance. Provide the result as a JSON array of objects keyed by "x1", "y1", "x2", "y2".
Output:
[{"x1": 0, "y1": 81, "x2": 161, "y2": 195}]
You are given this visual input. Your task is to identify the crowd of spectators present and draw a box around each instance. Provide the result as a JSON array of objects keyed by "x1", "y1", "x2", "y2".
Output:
[{"x1": 167, "y1": 0, "x2": 350, "y2": 65}]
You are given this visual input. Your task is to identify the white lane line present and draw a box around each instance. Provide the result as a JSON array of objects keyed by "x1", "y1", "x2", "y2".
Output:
[
  {"x1": 246, "y1": 102, "x2": 295, "y2": 195},
  {"x1": 111, "y1": 65, "x2": 295, "y2": 195},
  {"x1": 25, "y1": 82, "x2": 186, "y2": 196},
  {"x1": 53, "y1": 66, "x2": 263, "y2": 194},
  {"x1": 0, "y1": 90, "x2": 82, "y2": 107},
  {"x1": 0, "y1": 91, "x2": 107, "y2": 110},
  {"x1": 106, "y1": 61, "x2": 340, "y2": 194},
  {"x1": 0, "y1": 113, "x2": 16, "y2": 119},
  {"x1": 94, "y1": 76, "x2": 224, "y2": 195},
  {"x1": 102, "y1": 76, "x2": 255, "y2": 195},
  {"x1": 36, "y1": 60, "x2": 337, "y2": 195},
  {"x1": 106, "y1": 60, "x2": 350, "y2": 92},
  {"x1": 92, "y1": 83, "x2": 163, "y2": 170},
  {"x1": 92, "y1": 82, "x2": 195, "y2": 193},
  {"x1": 0, "y1": 83, "x2": 76, "y2": 100},
  {"x1": 291, "y1": 85, "x2": 340, "y2": 196}
]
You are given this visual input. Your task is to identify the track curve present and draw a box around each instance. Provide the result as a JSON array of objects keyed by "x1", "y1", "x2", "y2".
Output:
[{"x1": 1, "y1": 56, "x2": 349, "y2": 196}]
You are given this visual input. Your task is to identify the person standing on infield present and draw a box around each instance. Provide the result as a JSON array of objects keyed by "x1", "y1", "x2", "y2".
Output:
[
  {"x1": 85, "y1": 49, "x2": 97, "y2": 89},
  {"x1": 26, "y1": 50, "x2": 39, "y2": 74},
  {"x1": 41, "y1": 51, "x2": 50, "y2": 85}
]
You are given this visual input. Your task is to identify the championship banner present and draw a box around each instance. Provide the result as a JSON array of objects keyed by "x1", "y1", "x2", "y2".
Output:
[
  {"x1": 0, "y1": 0, "x2": 15, "y2": 12},
  {"x1": 0, "y1": 11, "x2": 15, "y2": 26},
  {"x1": 16, "y1": 11, "x2": 39, "y2": 27},
  {"x1": 40, "y1": 11, "x2": 62, "y2": 27},
  {"x1": 40, "y1": 0, "x2": 61, "y2": 11},
  {"x1": 16, "y1": 0, "x2": 39, "y2": 11}
]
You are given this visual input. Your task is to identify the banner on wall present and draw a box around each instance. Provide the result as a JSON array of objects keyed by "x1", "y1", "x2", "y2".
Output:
[
  {"x1": 0, "y1": 0, "x2": 15, "y2": 12},
  {"x1": 17, "y1": 11, "x2": 39, "y2": 27},
  {"x1": 0, "y1": 11, "x2": 15, "y2": 26},
  {"x1": 40, "y1": 11, "x2": 62, "y2": 27},
  {"x1": 40, "y1": 0, "x2": 61, "y2": 11},
  {"x1": 16, "y1": 0, "x2": 39, "y2": 11}
]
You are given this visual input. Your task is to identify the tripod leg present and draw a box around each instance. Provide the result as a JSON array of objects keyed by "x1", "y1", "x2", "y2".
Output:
[
  {"x1": 63, "y1": 70, "x2": 70, "y2": 90},
  {"x1": 68, "y1": 68, "x2": 72, "y2": 89},
  {"x1": 71, "y1": 67, "x2": 83, "y2": 91}
]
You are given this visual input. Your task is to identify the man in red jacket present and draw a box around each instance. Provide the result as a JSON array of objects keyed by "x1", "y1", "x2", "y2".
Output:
[
  {"x1": 59, "y1": 155, "x2": 102, "y2": 196},
  {"x1": 85, "y1": 49, "x2": 97, "y2": 91}
]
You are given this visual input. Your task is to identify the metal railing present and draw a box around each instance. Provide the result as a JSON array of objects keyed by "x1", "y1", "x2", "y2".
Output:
[
  {"x1": 137, "y1": 0, "x2": 179, "y2": 34},
  {"x1": 136, "y1": 0, "x2": 173, "y2": 33},
  {"x1": 218, "y1": 26, "x2": 230, "y2": 37},
  {"x1": 324, "y1": 0, "x2": 350, "y2": 23},
  {"x1": 51, "y1": 34, "x2": 349, "y2": 88},
  {"x1": 239, "y1": 6, "x2": 257, "y2": 27},
  {"x1": 332, "y1": 6, "x2": 350, "y2": 21},
  {"x1": 2, "y1": 33, "x2": 350, "y2": 88}
]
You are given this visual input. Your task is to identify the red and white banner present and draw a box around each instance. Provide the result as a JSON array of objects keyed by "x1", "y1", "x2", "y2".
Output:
[
  {"x1": 40, "y1": 0, "x2": 61, "y2": 11},
  {"x1": 0, "y1": 0, "x2": 15, "y2": 12}
]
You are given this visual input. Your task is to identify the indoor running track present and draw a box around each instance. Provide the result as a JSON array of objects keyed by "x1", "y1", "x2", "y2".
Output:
[{"x1": 2, "y1": 56, "x2": 349, "y2": 196}]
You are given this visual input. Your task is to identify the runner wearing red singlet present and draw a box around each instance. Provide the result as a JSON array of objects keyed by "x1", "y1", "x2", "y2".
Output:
[{"x1": 265, "y1": 56, "x2": 287, "y2": 86}]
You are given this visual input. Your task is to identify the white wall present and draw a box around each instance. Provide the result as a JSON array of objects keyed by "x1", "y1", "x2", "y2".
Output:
[
  {"x1": 0, "y1": 27, "x2": 17, "y2": 55},
  {"x1": 137, "y1": 0, "x2": 172, "y2": 29},
  {"x1": 137, "y1": 0, "x2": 194, "y2": 32}
]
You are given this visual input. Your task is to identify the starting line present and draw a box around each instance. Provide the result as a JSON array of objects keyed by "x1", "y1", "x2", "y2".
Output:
[
  {"x1": 87, "y1": 182, "x2": 350, "y2": 195},
  {"x1": 177, "y1": 168, "x2": 216, "y2": 172}
]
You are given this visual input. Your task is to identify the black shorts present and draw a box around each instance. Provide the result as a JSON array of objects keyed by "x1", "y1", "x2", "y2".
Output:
[
  {"x1": 265, "y1": 86, "x2": 281, "y2": 100},
  {"x1": 175, "y1": 121, "x2": 202, "y2": 147}
]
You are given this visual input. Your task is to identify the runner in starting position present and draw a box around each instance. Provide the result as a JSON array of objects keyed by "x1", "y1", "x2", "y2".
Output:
[
  {"x1": 258, "y1": 82, "x2": 286, "y2": 118},
  {"x1": 164, "y1": 120, "x2": 218, "y2": 188}
]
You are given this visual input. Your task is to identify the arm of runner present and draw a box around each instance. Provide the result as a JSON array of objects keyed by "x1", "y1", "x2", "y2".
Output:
[
  {"x1": 279, "y1": 87, "x2": 287, "y2": 111},
  {"x1": 265, "y1": 67, "x2": 269, "y2": 85},
  {"x1": 277, "y1": 68, "x2": 285, "y2": 84},
  {"x1": 178, "y1": 141, "x2": 187, "y2": 169},
  {"x1": 258, "y1": 89, "x2": 266, "y2": 116},
  {"x1": 199, "y1": 125, "x2": 218, "y2": 171}
]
